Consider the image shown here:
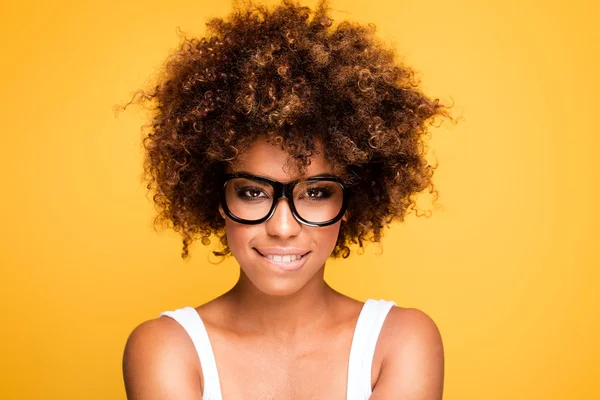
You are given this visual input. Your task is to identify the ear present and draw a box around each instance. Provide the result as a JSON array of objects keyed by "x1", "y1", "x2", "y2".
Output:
[
  {"x1": 342, "y1": 211, "x2": 349, "y2": 222},
  {"x1": 218, "y1": 203, "x2": 226, "y2": 220}
]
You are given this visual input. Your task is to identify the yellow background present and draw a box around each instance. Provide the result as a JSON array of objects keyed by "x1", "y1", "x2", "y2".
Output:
[{"x1": 1, "y1": 0, "x2": 598, "y2": 398}]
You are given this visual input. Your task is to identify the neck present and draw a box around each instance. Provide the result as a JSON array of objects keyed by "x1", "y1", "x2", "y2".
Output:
[{"x1": 223, "y1": 267, "x2": 338, "y2": 338}]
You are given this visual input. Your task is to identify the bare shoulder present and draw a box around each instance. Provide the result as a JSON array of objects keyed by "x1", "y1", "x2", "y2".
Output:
[
  {"x1": 122, "y1": 316, "x2": 201, "y2": 400},
  {"x1": 371, "y1": 306, "x2": 445, "y2": 400},
  {"x1": 381, "y1": 306, "x2": 444, "y2": 347}
]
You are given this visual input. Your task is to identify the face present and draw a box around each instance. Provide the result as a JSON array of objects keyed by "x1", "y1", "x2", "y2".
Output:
[{"x1": 219, "y1": 137, "x2": 345, "y2": 297}]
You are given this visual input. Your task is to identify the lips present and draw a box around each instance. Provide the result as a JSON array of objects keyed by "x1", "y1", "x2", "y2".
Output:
[
  {"x1": 253, "y1": 248, "x2": 311, "y2": 271},
  {"x1": 254, "y1": 248, "x2": 310, "y2": 258}
]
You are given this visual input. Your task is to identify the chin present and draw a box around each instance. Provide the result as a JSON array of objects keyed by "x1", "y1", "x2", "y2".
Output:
[{"x1": 249, "y1": 276, "x2": 309, "y2": 297}]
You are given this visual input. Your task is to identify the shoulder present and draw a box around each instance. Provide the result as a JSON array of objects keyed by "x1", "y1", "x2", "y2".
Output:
[
  {"x1": 372, "y1": 306, "x2": 445, "y2": 400},
  {"x1": 382, "y1": 306, "x2": 444, "y2": 348},
  {"x1": 122, "y1": 315, "x2": 202, "y2": 400}
]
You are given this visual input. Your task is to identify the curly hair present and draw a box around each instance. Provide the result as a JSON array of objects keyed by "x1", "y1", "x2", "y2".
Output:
[{"x1": 124, "y1": 0, "x2": 452, "y2": 259}]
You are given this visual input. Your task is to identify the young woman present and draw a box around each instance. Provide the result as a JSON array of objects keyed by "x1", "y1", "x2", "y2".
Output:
[{"x1": 123, "y1": 1, "x2": 450, "y2": 398}]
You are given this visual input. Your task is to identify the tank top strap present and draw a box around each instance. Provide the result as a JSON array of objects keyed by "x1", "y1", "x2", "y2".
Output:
[
  {"x1": 159, "y1": 307, "x2": 223, "y2": 400},
  {"x1": 346, "y1": 299, "x2": 396, "y2": 399}
]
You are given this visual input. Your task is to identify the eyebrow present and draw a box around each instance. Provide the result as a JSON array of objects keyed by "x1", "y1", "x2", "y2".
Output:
[{"x1": 228, "y1": 170, "x2": 338, "y2": 182}]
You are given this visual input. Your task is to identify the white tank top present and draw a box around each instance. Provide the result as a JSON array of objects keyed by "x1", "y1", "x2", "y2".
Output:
[{"x1": 160, "y1": 298, "x2": 396, "y2": 399}]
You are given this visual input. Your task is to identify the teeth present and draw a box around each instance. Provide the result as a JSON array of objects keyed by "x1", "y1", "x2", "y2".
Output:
[{"x1": 265, "y1": 254, "x2": 301, "y2": 263}]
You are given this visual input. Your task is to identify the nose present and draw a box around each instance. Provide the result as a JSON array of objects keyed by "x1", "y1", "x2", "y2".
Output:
[{"x1": 265, "y1": 198, "x2": 302, "y2": 239}]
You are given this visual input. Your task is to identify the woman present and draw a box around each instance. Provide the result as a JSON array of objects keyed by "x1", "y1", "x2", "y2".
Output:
[{"x1": 123, "y1": 1, "x2": 449, "y2": 398}]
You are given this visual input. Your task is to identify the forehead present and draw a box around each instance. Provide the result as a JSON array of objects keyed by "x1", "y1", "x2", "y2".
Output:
[{"x1": 228, "y1": 137, "x2": 334, "y2": 180}]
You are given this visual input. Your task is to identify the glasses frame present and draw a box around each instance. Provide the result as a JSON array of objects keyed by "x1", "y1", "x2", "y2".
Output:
[{"x1": 220, "y1": 173, "x2": 350, "y2": 227}]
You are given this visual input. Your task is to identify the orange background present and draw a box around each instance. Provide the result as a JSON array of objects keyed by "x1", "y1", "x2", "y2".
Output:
[{"x1": 1, "y1": 0, "x2": 598, "y2": 399}]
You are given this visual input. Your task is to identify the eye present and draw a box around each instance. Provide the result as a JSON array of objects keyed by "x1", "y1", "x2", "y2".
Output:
[
  {"x1": 299, "y1": 187, "x2": 333, "y2": 201},
  {"x1": 308, "y1": 188, "x2": 327, "y2": 198},
  {"x1": 236, "y1": 186, "x2": 269, "y2": 200}
]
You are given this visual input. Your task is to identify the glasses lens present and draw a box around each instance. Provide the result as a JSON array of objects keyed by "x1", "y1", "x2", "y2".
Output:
[
  {"x1": 224, "y1": 178, "x2": 275, "y2": 221},
  {"x1": 293, "y1": 180, "x2": 344, "y2": 224}
]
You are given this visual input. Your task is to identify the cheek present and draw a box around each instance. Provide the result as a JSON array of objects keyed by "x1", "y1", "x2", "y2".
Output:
[
  {"x1": 312, "y1": 222, "x2": 342, "y2": 253},
  {"x1": 224, "y1": 219, "x2": 256, "y2": 257}
]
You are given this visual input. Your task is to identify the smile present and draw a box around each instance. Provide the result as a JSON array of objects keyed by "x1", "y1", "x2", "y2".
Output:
[
  {"x1": 253, "y1": 248, "x2": 311, "y2": 271},
  {"x1": 264, "y1": 254, "x2": 303, "y2": 263}
]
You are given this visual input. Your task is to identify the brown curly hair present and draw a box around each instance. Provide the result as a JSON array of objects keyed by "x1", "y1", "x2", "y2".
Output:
[{"x1": 124, "y1": 0, "x2": 452, "y2": 259}]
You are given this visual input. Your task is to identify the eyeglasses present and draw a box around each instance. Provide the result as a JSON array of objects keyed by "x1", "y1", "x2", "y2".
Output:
[{"x1": 220, "y1": 173, "x2": 350, "y2": 227}]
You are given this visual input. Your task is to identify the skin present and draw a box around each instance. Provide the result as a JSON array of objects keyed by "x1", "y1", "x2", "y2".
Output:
[{"x1": 123, "y1": 138, "x2": 445, "y2": 399}]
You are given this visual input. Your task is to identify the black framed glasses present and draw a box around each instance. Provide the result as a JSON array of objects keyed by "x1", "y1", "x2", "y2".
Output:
[{"x1": 220, "y1": 173, "x2": 350, "y2": 227}]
